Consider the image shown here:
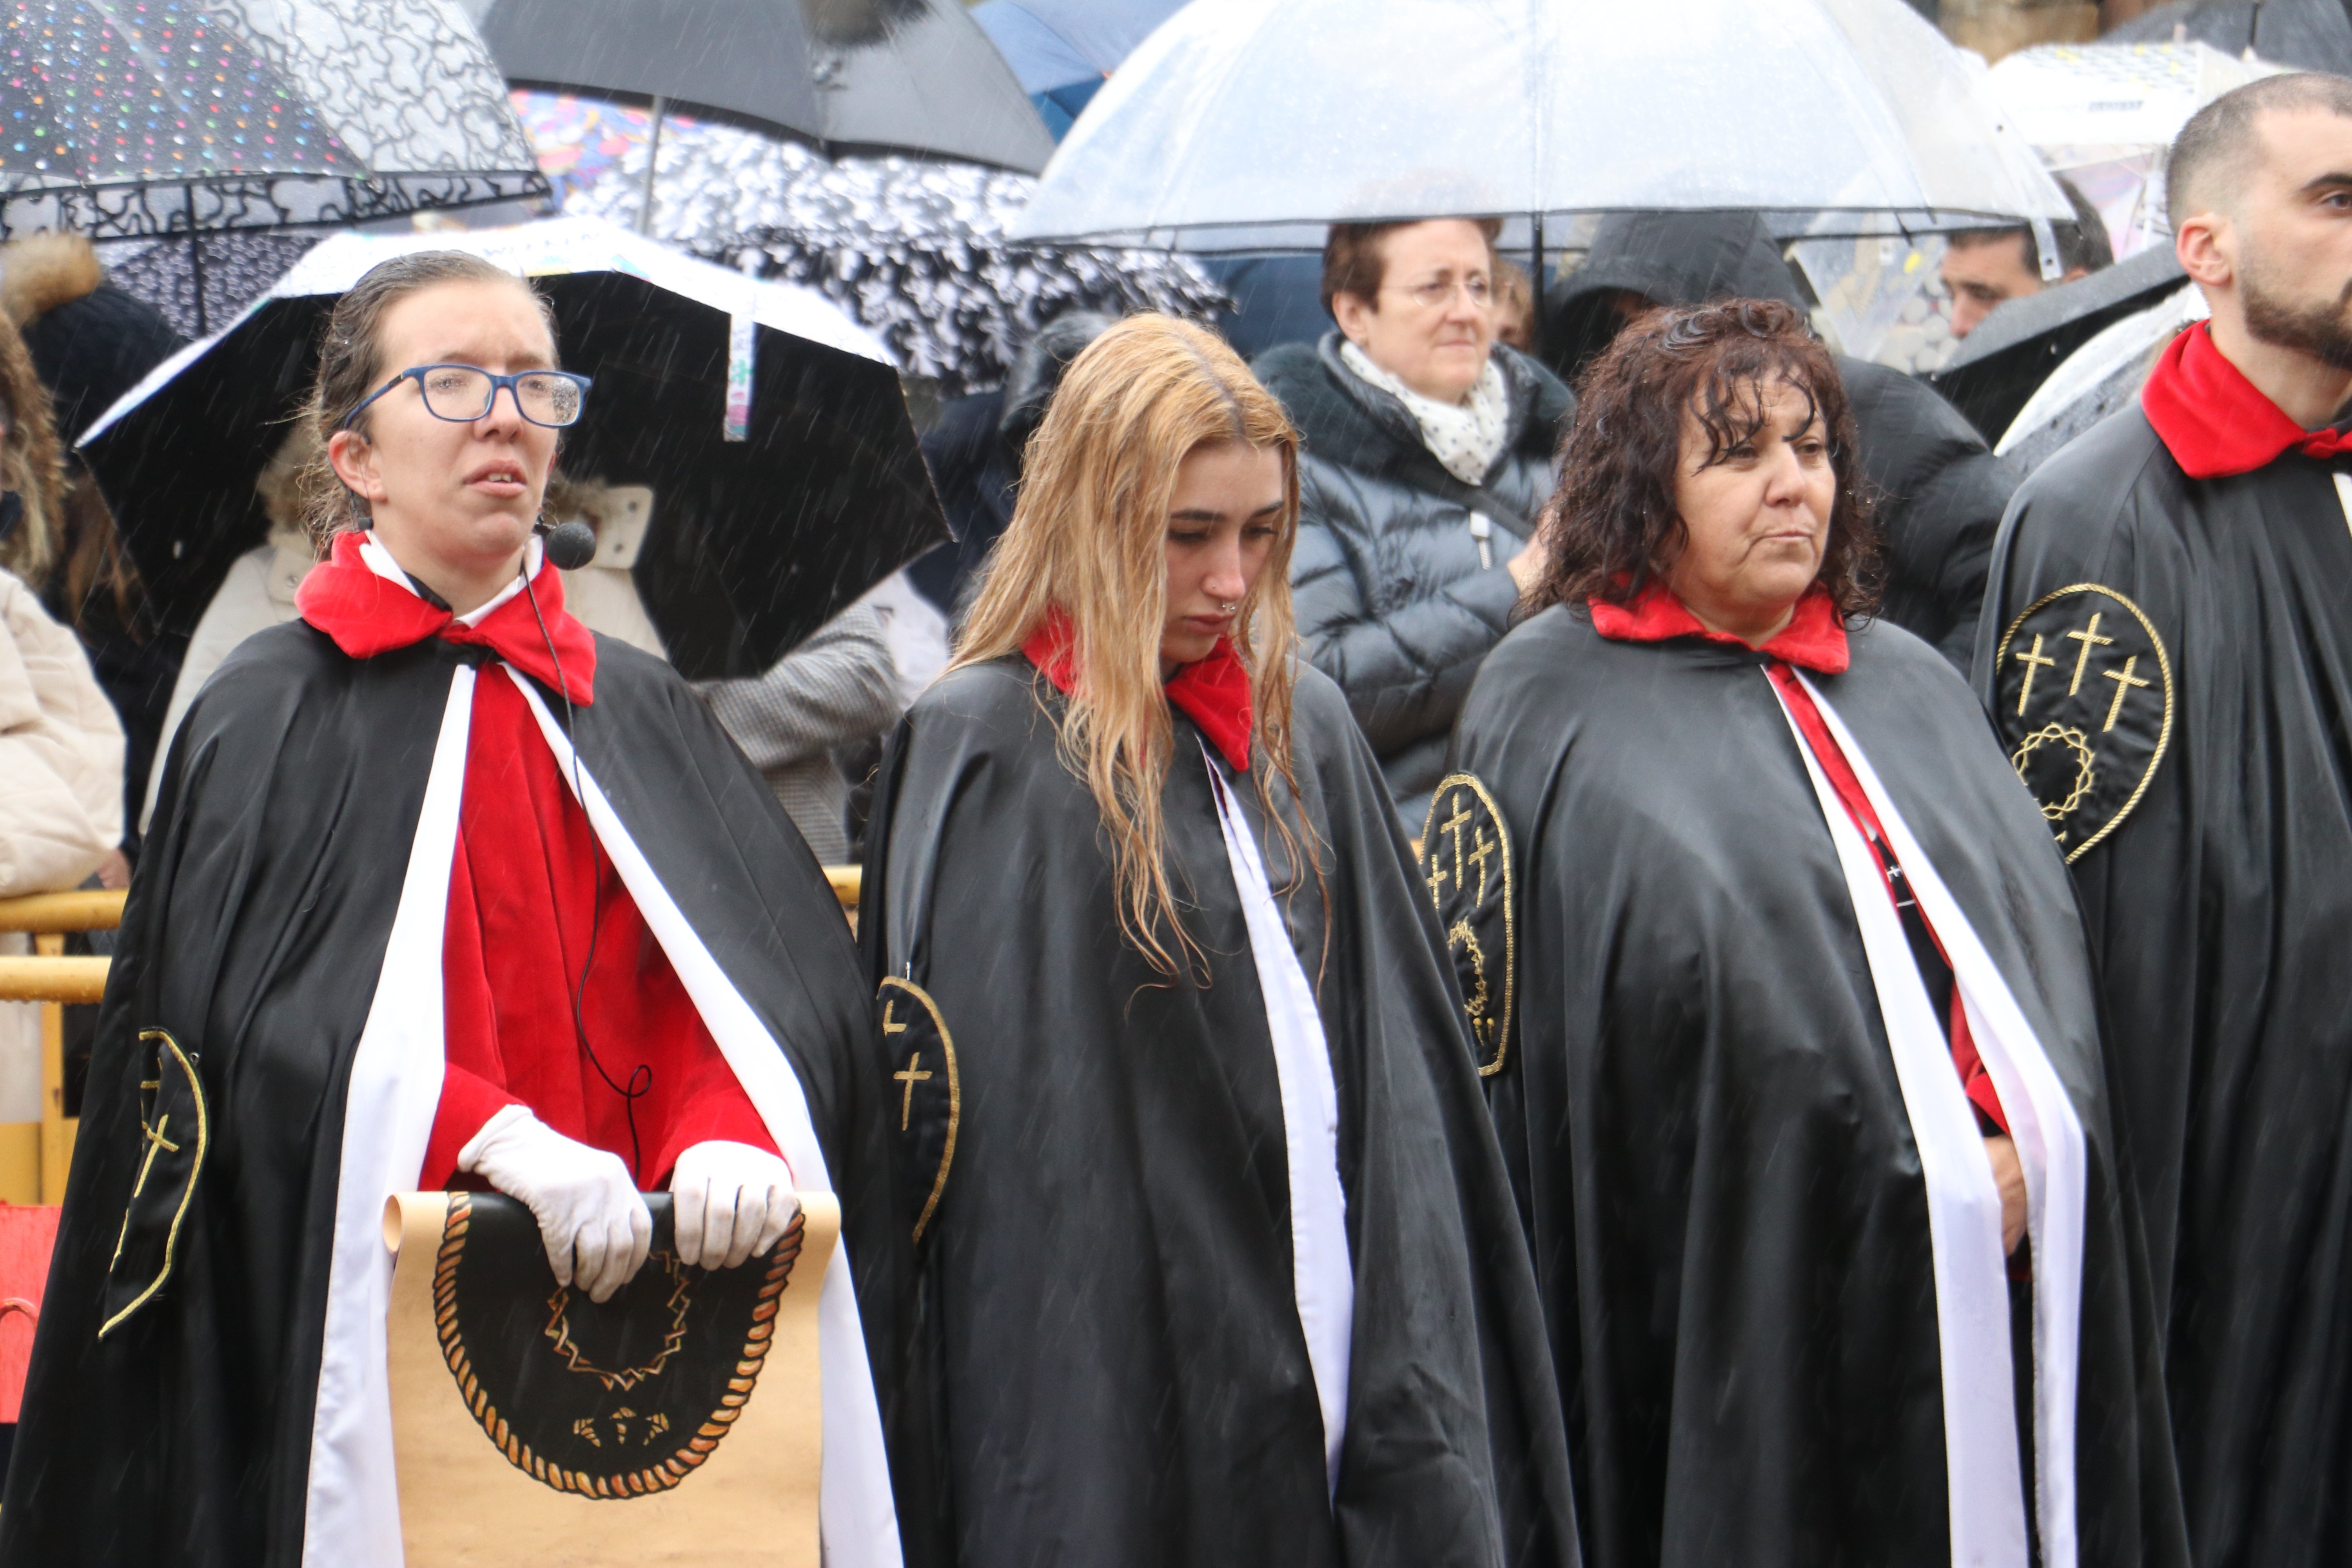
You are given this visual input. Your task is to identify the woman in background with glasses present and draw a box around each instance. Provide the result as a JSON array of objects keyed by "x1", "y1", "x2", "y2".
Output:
[
  {"x1": 1252, "y1": 217, "x2": 1574, "y2": 829},
  {"x1": 0, "y1": 252, "x2": 933, "y2": 1568}
]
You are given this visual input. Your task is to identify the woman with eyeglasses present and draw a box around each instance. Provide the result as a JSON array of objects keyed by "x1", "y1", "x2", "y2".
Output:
[
  {"x1": 0, "y1": 252, "x2": 933, "y2": 1568},
  {"x1": 1252, "y1": 218, "x2": 1573, "y2": 828}
]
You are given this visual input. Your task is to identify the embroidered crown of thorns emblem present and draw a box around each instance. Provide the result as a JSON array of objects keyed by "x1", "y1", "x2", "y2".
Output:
[
  {"x1": 1993, "y1": 583, "x2": 2175, "y2": 862},
  {"x1": 1420, "y1": 775, "x2": 1515, "y2": 1076},
  {"x1": 432, "y1": 1190, "x2": 801, "y2": 1498}
]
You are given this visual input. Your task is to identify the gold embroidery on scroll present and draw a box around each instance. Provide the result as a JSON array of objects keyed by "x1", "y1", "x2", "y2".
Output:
[
  {"x1": 432, "y1": 1191, "x2": 802, "y2": 1498},
  {"x1": 1994, "y1": 583, "x2": 2175, "y2": 862},
  {"x1": 1420, "y1": 774, "x2": 1515, "y2": 1077}
]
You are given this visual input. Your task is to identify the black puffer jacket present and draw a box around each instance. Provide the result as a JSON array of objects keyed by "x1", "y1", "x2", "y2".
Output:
[
  {"x1": 1256, "y1": 332, "x2": 1571, "y2": 826},
  {"x1": 1548, "y1": 209, "x2": 2016, "y2": 668}
]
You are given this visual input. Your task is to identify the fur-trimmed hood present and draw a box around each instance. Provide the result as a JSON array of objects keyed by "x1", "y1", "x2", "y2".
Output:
[
  {"x1": 0, "y1": 305, "x2": 68, "y2": 588},
  {"x1": 1, "y1": 230, "x2": 185, "y2": 448}
]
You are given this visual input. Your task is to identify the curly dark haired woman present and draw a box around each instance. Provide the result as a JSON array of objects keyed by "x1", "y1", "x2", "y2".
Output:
[{"x1": 1431, "y1": 299, "x2": 2185, "y2": 1568}]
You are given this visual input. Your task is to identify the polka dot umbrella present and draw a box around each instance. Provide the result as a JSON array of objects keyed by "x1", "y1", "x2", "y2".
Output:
[{"x1": 0, "y1": 0, "x2": 548, "y2": 250}]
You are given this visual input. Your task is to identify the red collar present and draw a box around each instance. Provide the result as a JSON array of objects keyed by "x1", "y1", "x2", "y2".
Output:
[
  {"x1": 2140, "y1": 321, "x2": 2352, "y2": 478},
  {"x1": 1021, "y1": 606, "x2": 1254, "y2": 773},
  {"x1": 294, "y1": 530, "x2": 597, "y2": 703},
  {"x1": 1588, "y1": 582, "x2": 1850, "y2": 674}
]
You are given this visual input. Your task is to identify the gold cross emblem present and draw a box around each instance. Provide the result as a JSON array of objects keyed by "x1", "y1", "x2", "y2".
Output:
[
  {"x1": 1467, "y1": 824, "x2": 1497, "y2": 906},
  {"x1": 1425, "y1": 856, "x2": 1450, "y2": 907},
  {"x1": 2102, "y1": 654, "x2": 2151, "y2": 732},
  {"x1": 893, "y1": 1052, "x2": 932, "y2": 1132},
  {"x1": 2013, "y1": 632, "x2": 2059, "y2": 715},
  {"x1": 129, "y1": 1113, "x2": 179, "y2": 1202},
  {"x1": 2063, "y1": 612, "x2": 2112, "y2": 695},
  {"x1": 1441, "y1": 796, "x2": 1474, "y2": 888}
]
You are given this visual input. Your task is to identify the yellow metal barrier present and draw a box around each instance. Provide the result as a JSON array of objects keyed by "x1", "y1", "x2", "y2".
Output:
[
  {"x1": 0, "y1": 956, "x2": 108, "y2": 1004},
  {"x1": 0, "y1": 889, "x2": 127, "y2": 933}
]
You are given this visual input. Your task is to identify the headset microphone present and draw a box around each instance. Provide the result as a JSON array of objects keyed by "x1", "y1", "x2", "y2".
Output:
[{"x1": 535, "y1": 515, "x2": 599, "y2": 571}]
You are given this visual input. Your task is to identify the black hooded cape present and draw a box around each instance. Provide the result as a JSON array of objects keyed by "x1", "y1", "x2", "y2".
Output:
[
  {"x1": 856, "y1": 654, "x2": 1579, "y2": 1566},
  {"x1": 0, "y1": 622, "x2": 936, "y2": 1568},
  {"x1": 1547, "y1": 211, "x2": 2017, "y2": 666},
  {"x1": 1452, "y1": 608, "x2": 2183, "y2": 1568},
  {"x1": 1975, "y1": 406, "x2": 2352, "y2": 1568}
]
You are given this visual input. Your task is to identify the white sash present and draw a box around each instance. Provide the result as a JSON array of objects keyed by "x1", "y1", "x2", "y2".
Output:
[
  {"x1": 1203, "y1": 743, "x2": 1355, "y2": 1495},
  {"x1": 302, "y1": 666, "x2": 471, "y2": 1564},
  {"x1": 1768, "y1": 671, "x2": 2085, "y2": 1568},
  {"x1": 1792, "y1": 673, "x2": 2088, "y2": 1568}
]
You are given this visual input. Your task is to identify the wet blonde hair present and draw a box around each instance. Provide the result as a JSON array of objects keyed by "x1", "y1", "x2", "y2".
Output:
[{"x1": 954, "y1": 314, "x2": 1310, "y2": 976}]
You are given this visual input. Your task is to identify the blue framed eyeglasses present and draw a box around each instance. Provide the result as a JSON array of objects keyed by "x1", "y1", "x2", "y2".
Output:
[{"x1": 341, "y1": 364, "x2": 593, "y2": 430}]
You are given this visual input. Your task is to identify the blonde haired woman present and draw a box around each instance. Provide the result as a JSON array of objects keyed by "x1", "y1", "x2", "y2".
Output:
[{"x1": 858, "y1": 315, "x2": 1576, "y2": 1565}]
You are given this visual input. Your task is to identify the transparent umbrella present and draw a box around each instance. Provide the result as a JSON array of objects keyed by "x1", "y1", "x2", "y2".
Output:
[{"x1": 1009, "y1": 0, "x2": 2074, "y2": 253}]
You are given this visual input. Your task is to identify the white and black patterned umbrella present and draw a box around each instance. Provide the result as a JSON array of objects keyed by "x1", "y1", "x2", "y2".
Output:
[
  {"x1": 0, "y1": 0, "x2": 548, "y2": 241},
  {"x1": 521, "y1": 92, "x2": 1225, "y2": 396},
  {"x1": 99, "y1": 230, "x2": 320, "y2": 338}
]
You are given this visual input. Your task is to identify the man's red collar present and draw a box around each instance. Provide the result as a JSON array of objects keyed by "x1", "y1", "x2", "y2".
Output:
[
  {"x1": 2140, "y1": 321, "x2": 2352, "y2": 478},
  {"x1": 295, "y1": 530, "x2": 596, "y2": 703},
  {"x1": 1021, "y1": 606, "x2": 1254, "y2": 773},
  {"x1": 1588, "y1": 582, "x2": 1850, "y2": 674}
]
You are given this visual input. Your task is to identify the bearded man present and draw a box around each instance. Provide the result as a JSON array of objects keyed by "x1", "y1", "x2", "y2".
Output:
[{"x1": 1976, "y1": 73, "x2": 2352, "y2": 1568}]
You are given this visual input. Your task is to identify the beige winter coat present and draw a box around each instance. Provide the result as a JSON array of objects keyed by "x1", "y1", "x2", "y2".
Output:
[{"x1": 0, "y1": 568, "x2": 123, "y2": 896}]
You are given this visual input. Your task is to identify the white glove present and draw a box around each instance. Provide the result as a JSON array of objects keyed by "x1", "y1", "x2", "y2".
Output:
[
  {"x1": 670, "y1": 1141, "x2": 799, "y2": 1270},
  {"x1": 460, "y1": 1106, "x2": 652, "y2": 1303}
]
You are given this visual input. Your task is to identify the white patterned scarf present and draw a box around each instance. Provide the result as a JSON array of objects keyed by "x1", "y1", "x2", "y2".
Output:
[{"x1": 1340, "y1": 340, "x2": 1512, "y2": 486}]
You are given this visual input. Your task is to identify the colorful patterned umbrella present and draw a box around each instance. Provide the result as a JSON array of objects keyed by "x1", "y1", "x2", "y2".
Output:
[
  {"x1": 515, "y1": 89, "x2": 1225, "y2": 396},
  {"x1": 0, "y1": 0, "x2": 548, "y2": 240}
]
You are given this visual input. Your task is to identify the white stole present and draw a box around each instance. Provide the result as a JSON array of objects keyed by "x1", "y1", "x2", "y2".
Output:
[
  {"x1": 1767, "y1": 670, "x2": 2088, "y2": 1568},
  {"x1": 1203, "y1": 743, "x2": 1355, "y2": 1495}
]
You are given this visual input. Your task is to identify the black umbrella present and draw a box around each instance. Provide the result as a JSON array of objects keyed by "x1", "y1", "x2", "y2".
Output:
[
  {"x1": 1927, "y1": 244, "x2": 2189, "y2": 446},
  {"x1": 480, "y1": 0, "x2": 1054, "y2": 183},
  {"x1": 2108, "y1": 0, "x2": 2352, "y2": 73},
  {"x1": 78, "y1": 216, "x2": 947, "y2": 677},
  {"x1": 0, "y1": 0, "x2": 549, "y2": 248}
]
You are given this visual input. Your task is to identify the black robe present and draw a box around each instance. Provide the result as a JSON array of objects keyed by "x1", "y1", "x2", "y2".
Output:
[
  {"x1": 1452, "y1": 608, "x2": 2182, "y2": 1568},
  {"x1": 1975, "y1": 407, "x2": 2352, "y2": 1568},
  {"x1": 856, "y1": 655, "x2": 1579, "y2": 1567},
  {"x1": 0, "y1": 622, "x2": 936, "y2": 1568}
]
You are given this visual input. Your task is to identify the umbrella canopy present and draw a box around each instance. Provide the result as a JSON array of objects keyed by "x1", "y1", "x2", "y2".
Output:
[
  {"x1": 2108, "y1": 0, "x2": 2352, "y2": 74},
  {"x1": 515, "y1": 90, "x2": 1227, "y2": 395},
  {"x1": 79, "y1": 214, "x2": 946, "y2": 677},
  {"x1": 0, "y1": 0, "x2": 548, "y2": 239},
  {"x1": 970, "y1": 1, "x2": 1097, "y2": 93},
  {"x1": 99, "y1": 231, "x2": 322, "y2": 339},
  {"x1": 1994, "y1": 279, "x2": 2205, "y2": 474},
  {"x1": 1984, "y1": 41, "x2": 2281, "y2": 262},
  {"x1": 479, "y1": 0, "x2": 1054, "y2": 173},
  {"x1": 982, "y1": 0, "x2": 1185, "y2": 75},
  {"x1": 1009, "y1": 0, "x2": 2074, "y2": 251}
]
